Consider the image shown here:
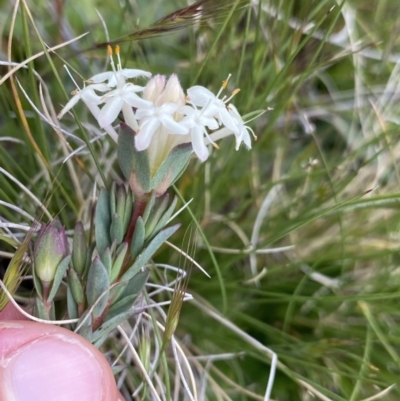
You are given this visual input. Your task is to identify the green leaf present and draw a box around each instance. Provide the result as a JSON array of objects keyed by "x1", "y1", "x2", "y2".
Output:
[
  {"x1": 68, "y1": 268, "x2": 85, "y2": 305},
  {"x1": 130, "y1": 217, "x2": 145, "y2": 259},
  {"x1": 116, "y1": 184, "x2": 127, "y2": 219},
  {"x1": 47, "y1": 255, "x2": 71, "y2": 303},
  {"x1": 95, "y1": 189, "x2": 111, "y2": 256},
  {"x1": 110, "y1": 181, "x2": 117, "y2": 216},
  {"x1": 91, "y1": 310, "x2": 135, "y2": 346},
  {"x1": 123, "y1": 189, "x2": 133, "y2": 235},
  {"x1": 117, "y1": 123, "x2": 136, "y2": 180},
  {"x1": 111, "y1": 242, "x2": 128, "y2": 283},
  {"x1": 118, "y1": 123, "x2": 151, "y2": 192},
  {"x1": 77, "y1": 311, "x2": 93, "y2": 341},
  {"x1": 35, "y1": 296, "x2": 50, "y2": 320},
  {"x1": 100, "y1": 247, "x2": 112, "y2": 277},
  {"x1": 145, "y1": 193, "x2": 170, "y2": 239},
  {"x1": 83, "y1": 241, "x2": 96, "y2": 280},
  {"x1": 142, "y1": 191, "x2": 156, "y2": 225},
  {"x1": 114, "y1": 269, "x2": 149, "y2": 305},
  {"x1": 151, "y1": 195, "x2": 178, "y2": 240},
  {"x1": 108, "y1": 280, "x2": 128, "y2": 305},
  {"x1": 110, "y1": 213, "x2": 124, "y2": 245},
  {"x1": 72, "y1": 221, "x2": 87, "y2": 274},
  {"x1": 122, "y1": 224, "x2": 180, "y2": 282},
  {"x1": 67, "y1": 285, "x2": 78, "y2": 320},
  {"x1": 104, "y1": 294, "x2": 140, "y2": 322},
  {"x1": 150, "y1": 143, "x2": 192, "y2": 191},
  {"x1": 32, "y1": 258, "x2": 43, "y2": 299},
  {"x1": 86, "y1": 257, "x2": 110, "y2": 319}
]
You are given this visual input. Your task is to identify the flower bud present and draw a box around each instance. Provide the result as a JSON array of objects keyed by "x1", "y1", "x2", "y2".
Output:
[
  {"x1": 34, "y1": 218, "x2": 69, "y2": 284},
  {"x1": 142, "y1": 75, "x2": 166, "y2": 104},
  {"x1": 158, "y1": 74, "x2": 185, "y2": 106}
]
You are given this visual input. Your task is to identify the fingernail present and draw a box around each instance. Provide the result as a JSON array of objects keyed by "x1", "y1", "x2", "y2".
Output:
[{"x1": 4, "y1": 334, "x2": 104, "y2": 401}]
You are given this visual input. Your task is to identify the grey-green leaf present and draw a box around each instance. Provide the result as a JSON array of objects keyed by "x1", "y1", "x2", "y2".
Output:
[
  {"x1": 118, "y1": 123, "x2": 151, "y2": 193},
  {"x1": 122, "y1": 224, "x2": 180, "y2": 282},
  {"x1": 111, "y1": 242, "x2": 128, "y2": 283},
  {"x1": 142, "y1": 191, "x2": 156, "y2": 225},
  {"x1": 95, "y1": 189, "x2": 111, "y2": 256},
  {"x1": 47, "y1": 255, "x2": 71, "y2": 303},
  {"x1": 77, "y1": 312, "x2": 93, "y2": 341},
  {"x1": 123, "y1": 190, "x2": 133, "y2": 235},
  {"x1": 110, "y1": 213, "x2": 124, "y2": 245},
  {"x1": 72, "y1": 222, "x2": 87, "y2": 274},
  {"x1": 83, "y1": 241, "x2": 96, "y2": 280},
  {"x1": 68, "y1": 268, "x2": 85, "y2": 305},
  {"x1": 145, "y1": 193, "x2": 170, "y2": 239},
  {"x1": 67, "y1": 285, "x2": 78, "y2": 320},
  {"x1": 92, "y1": 310, "x2": 135, "y2": 346},
  {"x1": 130, "y1": 217, "x2": 145, "y2": 259},
  {"x1": 86, "y1": 257, "x2": 110, "y2": 319},
  {"x1": 100, "y1": 247, "x2": 112, "y2": 278},
  {"x1": 151, "y1": 196, "x2": 178, "y2": 240},
  {"x1": 150, "y1": 143, "x2": 192, "y2": 191},
  {"x1": 115, "y1": 269, "x2": 149, "y2": 305}
]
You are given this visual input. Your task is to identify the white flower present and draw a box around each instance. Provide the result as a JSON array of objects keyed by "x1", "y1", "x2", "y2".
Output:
[
  {"x1": 89, "y1": 68, "x2": 152, "y2": 88},
  {"x1": 138, "y1": 74, "x2": 191, "y2": 175},
  {"x1": 98, "y1": 83, "x2": 152, "y2": 128},
  {"x1": 57, "y1": 83, "x2": 109, "y2": 119},
  {"x1": 227, "y1": 104, "x2": 256, "y2": 150},
  {"x1": 135, "y1": 102, "x2": 189, "y2": 151},
  {"x1": 180, "y1": 105, "x2": 219, "y2": 161},
  {"x1": 89, "y1": 45, "x2": 152, "y2": 88},
  {"x1": 186, "y1": 76, "x2": 240, "y2": 133}
]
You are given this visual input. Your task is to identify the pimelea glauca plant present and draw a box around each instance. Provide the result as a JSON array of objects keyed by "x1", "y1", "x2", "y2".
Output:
[
  {"x1": 0, "y1": 2, "x2": 279, "y2": 399},
  {"x1": 26, "y1": 45, "x2": 261, "y2": 347},
  {"x1": 3, "y1": 1, "x2": 400, "y2": 400}
]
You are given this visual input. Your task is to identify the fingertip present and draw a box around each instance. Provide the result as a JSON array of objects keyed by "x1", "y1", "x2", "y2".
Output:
[
  {"x1": 0, "y1": 301, "x2": 28, "y2": 321},
  {"x1": 0, "y1": 321, "x2": 119, "y2": 401}
]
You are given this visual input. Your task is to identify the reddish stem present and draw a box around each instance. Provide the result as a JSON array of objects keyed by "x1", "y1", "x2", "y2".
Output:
[{"x1": 124, "y1": 194, "x2": 149, "y2": 246}]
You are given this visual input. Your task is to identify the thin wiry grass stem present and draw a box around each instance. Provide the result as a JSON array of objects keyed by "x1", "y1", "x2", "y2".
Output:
[{"x1": 117, "y1": 324, "x2": 162, "y2": 401}]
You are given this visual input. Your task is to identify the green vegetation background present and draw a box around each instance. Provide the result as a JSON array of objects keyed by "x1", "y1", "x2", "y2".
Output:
[{"x1": 1, "y1": 0, "x2": 400, "y2": 400}]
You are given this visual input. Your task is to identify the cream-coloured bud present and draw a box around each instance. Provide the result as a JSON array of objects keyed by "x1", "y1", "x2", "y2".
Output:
[
  {"x1": 142, "y1": 74, "x2": 166, "y2": 103},
  {"x1": 159, "y1": 74, "x2": 185, "y2": 106}
]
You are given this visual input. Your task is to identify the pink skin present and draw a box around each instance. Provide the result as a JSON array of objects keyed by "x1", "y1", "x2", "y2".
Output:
[{"x1": 0, "y1": 303, "x2": 124, "y2": 401}]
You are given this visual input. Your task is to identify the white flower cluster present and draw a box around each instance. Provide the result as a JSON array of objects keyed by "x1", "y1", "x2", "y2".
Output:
[{"x1": 58, "y1": 46, "x2": 256, "y2": 163}]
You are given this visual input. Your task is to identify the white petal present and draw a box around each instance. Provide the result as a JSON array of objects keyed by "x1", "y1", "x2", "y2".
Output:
[
  {"x1": 121, "y1": 68, "x2": 152, "y2": 79},
  {"x1": 124, "y1": 91, "x2": 152, "y2": 109},
  {"x1": 88, "y1": 71, "x2": 114, "y2": 84},
  {"x1": 191, "y1": 126, "x2": 209, "y2": 161},
  {"x1": 180, "y1": 115, "x2": 195, "y2": 129},
  {"x1": 159, "y1": 102, "x2": 180, "y2": 114},
  {"x1": 57, "y1": 93, "x2": 81, "y2": 119},
  {"x1": 136, "y1": 118, "x2": 160, "y2": 150},
  {"x1": 208, "y1": 127, "x2": 233, "y2": 142},
  {"x1": 242, "y1": 129, "x2": 252, "y2": 149},
  {"x1": 202, "y1": 116, "x2": 219, "y2": 130},
  {"x1": 159, "y1": 115, "x2": 189, "y2": 135},
  {"x1": 227, "y1": 103, "x2": 240, "y2": 116},
  {"x1": 81, "y1": 89, "x2": 104, "y2": 105},
  {"x1": 122, "y1": 103, "x2": 139, "y2": 131},
  {"x1": 219, "y1": 107, "x2": 239, "y2": 134},
  {"x1": 98, "y1": 98, "x2": 124, "y2": 127},
  {"x1": 179, "y1": 105, "x2": 196, "y2": 116},
  {"x1": 135, "y1": 106, "x2": 153, "y2": 120},
  {"x1": 124, "y1": 84, "x2": 145, "y2": 93},
  {"x1": 187, "y1": 86, "x2": 215, "y2": 107}
]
